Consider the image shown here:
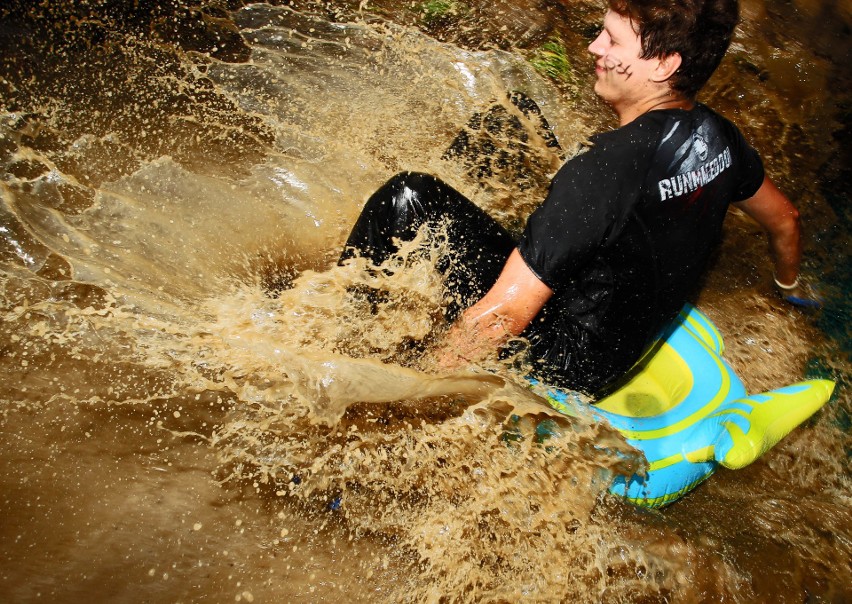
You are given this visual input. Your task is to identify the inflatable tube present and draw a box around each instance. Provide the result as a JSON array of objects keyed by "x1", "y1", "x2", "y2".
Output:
[{"x1": 532, "y1": 304, "x2": 835, "y2": 508}]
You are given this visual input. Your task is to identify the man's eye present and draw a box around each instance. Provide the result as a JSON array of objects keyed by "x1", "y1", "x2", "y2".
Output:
[{"x1": 585, "y1": 24, "x2": 603, "y2": 41}]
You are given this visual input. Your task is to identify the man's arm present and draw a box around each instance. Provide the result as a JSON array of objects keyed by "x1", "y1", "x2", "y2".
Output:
[
  {"x1": 733, "y1": 176, "x2": 822, "y2": 308},
  {"x1": 733, "y1": 176, "x2": 801, "y2": 286},
  {"x1": 434, "y1": 249, "x2": 553, "y2": 370}
]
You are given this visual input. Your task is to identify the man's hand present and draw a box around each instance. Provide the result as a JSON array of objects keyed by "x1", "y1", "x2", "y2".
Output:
[
  {"x1": 427, "y1": 249, "x2": 553, "y2": 372},
  {"x1": 774, "y1": 275, "x2": 823, "y2": 309},
  {"x1": 427, "y1": 317, "x2": 508, "y2": 372}
]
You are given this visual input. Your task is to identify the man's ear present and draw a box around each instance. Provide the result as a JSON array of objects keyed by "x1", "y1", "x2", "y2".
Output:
[{"x1": 652, "y1": 52, "x2": 682, "y2": 82}]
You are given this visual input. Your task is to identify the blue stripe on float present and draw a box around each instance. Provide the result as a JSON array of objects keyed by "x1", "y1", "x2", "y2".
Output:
[
  {"x1": 594, "y1": 325, "x2": 739, "y2": 433},
  {"x1": 718, "y1": 413, "x2": 751, "y2": 435},
  {"x1": 609, "y1": 456, "x2": 717, "y2": 504}
]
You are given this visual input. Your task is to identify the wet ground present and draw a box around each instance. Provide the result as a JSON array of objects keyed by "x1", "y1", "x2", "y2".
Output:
[{"x1": 1, "y1": 0, "x2": 850, "y2": 601}]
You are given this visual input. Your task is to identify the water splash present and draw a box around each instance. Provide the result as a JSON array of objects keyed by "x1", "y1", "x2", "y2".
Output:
[{"x1": 0, "y1": 1, "x2": 850, "y2": 601}]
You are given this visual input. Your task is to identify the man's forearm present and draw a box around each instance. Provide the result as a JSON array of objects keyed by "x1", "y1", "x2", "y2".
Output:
[
  {"x1": 735, "y1": 176, "x2": 802, "y2": 285},
  {"x1": 430, "y1": 249, "x2": 554, "y2": 371},
  {"x1": 768, "y1": 219, "x2": 801, "y2": 286}
]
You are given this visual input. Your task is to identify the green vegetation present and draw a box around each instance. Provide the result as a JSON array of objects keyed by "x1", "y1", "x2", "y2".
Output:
[
  {"x1": 530, "y1": 37, "x2": 574, "y2": 84},
  {"x1": 420, "y1": 0, "x2": 468, "y2": 25}
]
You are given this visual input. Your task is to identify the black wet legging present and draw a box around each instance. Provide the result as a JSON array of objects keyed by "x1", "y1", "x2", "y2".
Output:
[
  {"x1": 339, "y1": 171, "x2": 611, "y2": 395},
  {"x1": 339, "y1": 172, "x2": 516, "y2": 321}
]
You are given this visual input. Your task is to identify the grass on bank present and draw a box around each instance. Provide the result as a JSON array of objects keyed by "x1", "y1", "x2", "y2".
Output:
[
  {"x1": 420, "y1": 0, "x2": 469, "y2": 25},
  {"x1": 530, "y1": 37, "x2": 575, "y2": 85}
]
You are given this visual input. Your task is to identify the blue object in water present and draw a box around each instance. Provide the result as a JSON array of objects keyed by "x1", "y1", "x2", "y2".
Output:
[{"x1": 533, "y1": 304, "x2": 835, "y2": 508}]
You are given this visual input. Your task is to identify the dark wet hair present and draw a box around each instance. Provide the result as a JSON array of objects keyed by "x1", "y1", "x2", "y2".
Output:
[{"x1": 608, "y1": 0, "x2": 739, "y2": 98}]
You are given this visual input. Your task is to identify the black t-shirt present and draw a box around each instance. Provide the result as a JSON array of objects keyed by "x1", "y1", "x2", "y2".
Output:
[{"x1": 517, "y1": 104, "x2": 765, "y2": 394}]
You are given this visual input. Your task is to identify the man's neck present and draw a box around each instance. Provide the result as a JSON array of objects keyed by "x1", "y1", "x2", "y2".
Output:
[{"x1": 615, "y1": 95, "x2": 695, "y2": 126}]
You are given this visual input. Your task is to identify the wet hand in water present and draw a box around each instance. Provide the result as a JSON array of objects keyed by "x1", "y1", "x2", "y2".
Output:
[
  {"x1": 775, "y1": 276, "x2": 823, "y2": 309},
  {"x1": 424, "y1": 331, "x2": 485, "y2": 373},
  {"x1": 423, "y1": 319, "x2": 505, "y2": 373}
]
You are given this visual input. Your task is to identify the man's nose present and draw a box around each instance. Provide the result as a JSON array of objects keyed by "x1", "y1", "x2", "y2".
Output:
[{"x1": 588, "y1": 31, "x2": 607, "y2": 56}]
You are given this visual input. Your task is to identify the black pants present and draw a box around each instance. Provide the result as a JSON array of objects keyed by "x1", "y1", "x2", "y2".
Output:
[
  {"x1": 340, "y1": 172, "x2": 516, "y2": 322},
  {"x1": 340, "y1": 172, "x2": 608, "y2": 395}
]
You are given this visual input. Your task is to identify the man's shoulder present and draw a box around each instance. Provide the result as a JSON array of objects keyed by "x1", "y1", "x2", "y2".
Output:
[
  {"x1": 551, "y1": 115, "x2": 664, "y2": 190},
  {"x1": 692, "y1": 102, "x2": 740, "y2": 126},
  {"x1": 596, "y1": 105, "x2": 746, "y2": 151},
  {"x1": 582, "y1": 114, "x2": 667, "y2": 165},
  {"x1": 593, "y1": 113, "x2": 669, "y2": 147}
]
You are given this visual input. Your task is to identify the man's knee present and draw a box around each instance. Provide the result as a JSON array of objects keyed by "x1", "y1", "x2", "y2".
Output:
[
  {"x1": 382, "y1": 171, "x2": 442, "y2": 205},
  {"x1": 370, "y1": 171, "x2": 451, "y2": 221},
  {"x1": 384, "y1": 171, "x2": 438, "y2": 191}
]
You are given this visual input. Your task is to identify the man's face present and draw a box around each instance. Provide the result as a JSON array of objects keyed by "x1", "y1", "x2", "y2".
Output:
[{"x1": 588, "y1": 10, "x2": 661, "y2": 107}]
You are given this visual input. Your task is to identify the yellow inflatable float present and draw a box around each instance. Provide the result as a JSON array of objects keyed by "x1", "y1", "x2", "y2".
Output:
[{"x1": 532, "y1": 304, "x2": 835, "y2": 508}]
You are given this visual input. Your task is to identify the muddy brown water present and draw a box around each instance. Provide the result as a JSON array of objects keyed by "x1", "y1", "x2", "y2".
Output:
[{"x1": 1, "y1": 0, "x2": 850, "y2": 601}]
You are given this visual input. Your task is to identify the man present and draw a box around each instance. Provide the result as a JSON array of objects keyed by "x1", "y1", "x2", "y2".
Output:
[{"x1": 340, "y1": 0, "x2": 815, "y2": 395}]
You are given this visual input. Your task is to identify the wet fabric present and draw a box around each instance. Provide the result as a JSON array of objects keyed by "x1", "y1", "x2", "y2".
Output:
[
  {"x1": 342, "y1": 106, "x2": 764, "y2": 395},
  {"x1": 339, "y1": 172, "x2": 605, "y2": 393},
  {"x1": 339, "y1": 172, "x2": 516, "y2": 321},
  {"x1": 519, "y1": 104, "x2": 765, "y2": 393}
]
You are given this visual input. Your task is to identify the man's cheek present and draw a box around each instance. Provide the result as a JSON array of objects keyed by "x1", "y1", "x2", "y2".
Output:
[
  {"x1": 603, "y1": 55, "x2": 620, "y2": 70},
  {"x1": 603, "y1": 54, "x2": 632, "y2": 77}
]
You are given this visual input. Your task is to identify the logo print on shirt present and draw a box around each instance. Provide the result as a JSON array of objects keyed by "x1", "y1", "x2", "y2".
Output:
[
  {"x1": 658, "y1": 147, "x2": 732, "y2": 201},
  {"x1": 693, "y1": 133, "x2": 709, "y2": 161},
  {"x1": 653, "y1": 113, "x2": 735, "y2": 202}
]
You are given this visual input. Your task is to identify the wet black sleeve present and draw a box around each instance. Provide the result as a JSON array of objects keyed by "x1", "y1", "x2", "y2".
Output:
[
  {"x1": 517, "y1": 132, "x2": 654, "y2": 290},
  {"x1": 728, "y1": 121, "x2": 765, "y2": 201}
]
